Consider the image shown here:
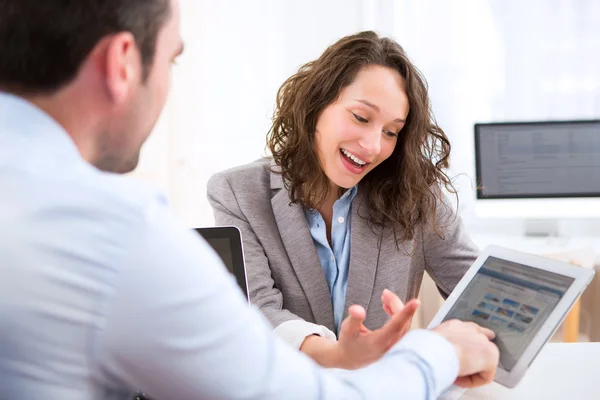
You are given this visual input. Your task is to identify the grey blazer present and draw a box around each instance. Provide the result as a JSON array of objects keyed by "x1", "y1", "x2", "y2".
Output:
[{"x1": 207, "y1": 158, "x2": 478, "y2": 334}]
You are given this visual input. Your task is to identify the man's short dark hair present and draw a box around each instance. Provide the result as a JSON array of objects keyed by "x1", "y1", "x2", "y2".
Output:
[{"x1": 0, "y1": 0, "x2": 170, "y2": 95}]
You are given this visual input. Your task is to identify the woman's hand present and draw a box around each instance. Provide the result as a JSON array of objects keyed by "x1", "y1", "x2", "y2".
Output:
[{"x1": 333, "y1": 290, "x2": 419, "y2": 369}]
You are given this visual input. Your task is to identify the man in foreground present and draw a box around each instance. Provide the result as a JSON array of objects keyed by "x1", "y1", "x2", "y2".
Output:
[{"x1": 0, "y1": 0, "x2": 499, "y2": 399}]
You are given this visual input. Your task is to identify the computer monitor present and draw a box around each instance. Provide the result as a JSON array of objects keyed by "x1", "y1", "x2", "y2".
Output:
[{"x1": 474, "y1": 120, "x2": 600, "y2": 235}]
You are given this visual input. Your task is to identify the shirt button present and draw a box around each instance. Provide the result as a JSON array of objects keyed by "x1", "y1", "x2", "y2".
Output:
[
  {"x1": 330, "y1": 256, "x2": 334, "y2": 261},
  {"x1": 337, "y1": 216, "x2": 345, "y2": 224}
]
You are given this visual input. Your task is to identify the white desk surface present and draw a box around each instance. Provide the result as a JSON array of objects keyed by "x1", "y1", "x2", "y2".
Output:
[
  {"x1": 441, "y1": 343, "x2": 600, "y2": 400},
  {"x1": 471, "y1": 233, "x2": 599, "y2": 255}
]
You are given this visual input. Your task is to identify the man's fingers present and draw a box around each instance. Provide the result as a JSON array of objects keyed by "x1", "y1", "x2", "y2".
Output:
[
  {"x1": 454, "y1": 338, "x2": 498, "y2": 388},
  {"x1": 465, "y1": 321, "x2": 496, "y2": 340},
  {"x1": 455, "y1": 368, "x2": 496, "y2": 388},
  {"x1": 455, "y1": 374, "x2": 482, "y2": 388},
  {"x1": 479, "y1": 326, "x2": 496, "y2": 340}
]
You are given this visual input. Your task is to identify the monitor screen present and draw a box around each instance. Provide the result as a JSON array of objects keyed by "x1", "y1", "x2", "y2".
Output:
[{"x1": 475, "y1": 120, "x2": 600, "y2": 199}]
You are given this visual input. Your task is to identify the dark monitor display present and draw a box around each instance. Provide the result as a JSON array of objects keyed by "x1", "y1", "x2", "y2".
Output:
[{"x1": 475, "y1": 120, "x2": 600, "y2": 199}]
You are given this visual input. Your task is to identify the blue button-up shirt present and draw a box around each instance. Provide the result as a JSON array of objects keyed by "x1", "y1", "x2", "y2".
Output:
[
  {"x1": 305, "y1": 187, "x2": 357, "y2": 333},
  {"x1": 0, "y1": 92, "x2": 459, "y2": 400}
]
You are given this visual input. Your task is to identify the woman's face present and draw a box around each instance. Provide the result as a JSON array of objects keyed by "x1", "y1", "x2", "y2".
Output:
[{"x1": 315, "y1": 65, "x2": 409, "y2": 191}]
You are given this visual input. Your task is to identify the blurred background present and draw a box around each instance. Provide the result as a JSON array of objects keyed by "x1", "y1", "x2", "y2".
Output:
[{"x1": 129, "y1": 0, "x2": 600, "y2": 340}]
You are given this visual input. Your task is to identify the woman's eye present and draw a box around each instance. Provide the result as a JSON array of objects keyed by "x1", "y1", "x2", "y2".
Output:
[
  {"x1": 352, "y1": 113, "x2": 369, "y2": 123},
  {"x1": 385, "y1": 130, "x2": 398, "y2": 138}
]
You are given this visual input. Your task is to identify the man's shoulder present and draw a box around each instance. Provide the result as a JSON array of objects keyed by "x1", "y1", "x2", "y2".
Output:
[
  {"x1": 74, "y1": 167, "x2": 165, "y2": 211},
  {"x1": 96, "y1": 171, "x2": 168, "y2": 207},
  {"x1": 58, "y1": 168, "x2": 171, "y2": 232}
]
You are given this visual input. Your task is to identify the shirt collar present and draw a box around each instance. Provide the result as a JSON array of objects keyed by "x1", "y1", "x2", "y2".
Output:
[
  {"x1": 0, "y1": 92, "x2": 86, "y2": 169},
  {"x1": 306, "y1": 186, "x2": 358, "y2": 217},
  {"x1": 341, "y1": 186, "x2": 358, "y2": 203}
]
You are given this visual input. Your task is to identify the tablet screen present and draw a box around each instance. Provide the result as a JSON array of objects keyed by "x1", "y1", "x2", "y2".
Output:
[
  {"x1": 203, "y1": 237, "x2": 234, "y2": 274},
  {"x1": 442, "y1": 256, "x2": 574, "y2": 371}
]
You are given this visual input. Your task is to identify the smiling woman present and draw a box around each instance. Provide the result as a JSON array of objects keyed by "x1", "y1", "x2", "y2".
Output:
[
  {"x1": 313, "y1": 65, "x2": 408, "y2": 195},
  {"x1": 207, "y1": 30, "x2": 479, "y2": 370}
]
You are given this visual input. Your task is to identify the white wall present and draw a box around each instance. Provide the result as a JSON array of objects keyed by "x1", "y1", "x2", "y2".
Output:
[
  {"x1": 393, "y1": 0, "x2": 600, "y2": 236},
  {"x1": 130, "y1": 0, "x2": 600, "y2": 235},
  {"x1": 130, "y1": 0, "x2": 392, "y2": 227}
]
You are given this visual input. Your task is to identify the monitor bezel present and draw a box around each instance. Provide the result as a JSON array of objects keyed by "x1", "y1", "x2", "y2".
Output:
[{"x1": 474, "y1": 119, "x2": 600, "y2": 200}]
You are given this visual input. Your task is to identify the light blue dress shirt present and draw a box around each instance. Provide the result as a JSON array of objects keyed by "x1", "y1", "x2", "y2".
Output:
[
  {"x1": 305, "y1": 187, "x2": 357, "y2": 333},
  {"x1": 0, "y1": 92, "x2": 459, "y2": 400}
]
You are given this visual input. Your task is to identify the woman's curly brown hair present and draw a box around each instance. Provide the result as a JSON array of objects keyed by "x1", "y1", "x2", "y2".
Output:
[{"x1": 267, "y1": 30, "x2": 456, "y2": 244}]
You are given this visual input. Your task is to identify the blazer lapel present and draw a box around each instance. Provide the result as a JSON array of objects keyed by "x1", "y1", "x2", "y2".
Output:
[
  {"x1": 344, "y1": 190, "x2": 381, "y2": 319},
  {"x1": 270, "y1": 170, "x2": 335, "y2": 330}
]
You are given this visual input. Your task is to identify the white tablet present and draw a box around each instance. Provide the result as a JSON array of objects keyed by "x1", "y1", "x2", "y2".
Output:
[{"x1": 428, "y1": 245, "x2": 595, "y2": 388}]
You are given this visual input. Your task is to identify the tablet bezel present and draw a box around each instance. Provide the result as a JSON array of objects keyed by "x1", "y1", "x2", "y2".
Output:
[
  {"x1": 195, "y1": 226, "x2": 249, "y2": 302},
  {"x1": 427, "y1": 245, "x2": 595, "y2": 388}
]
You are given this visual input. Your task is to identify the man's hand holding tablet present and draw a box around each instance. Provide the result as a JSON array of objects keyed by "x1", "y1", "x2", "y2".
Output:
[{"x1": 434, "y1": 319, "x2": 500, "y2": 388}]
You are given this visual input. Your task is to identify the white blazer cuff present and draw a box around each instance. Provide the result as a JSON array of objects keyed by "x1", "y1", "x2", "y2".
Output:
[{"x1": 274, "y1": 320, "x2": 337, "y2": 350}]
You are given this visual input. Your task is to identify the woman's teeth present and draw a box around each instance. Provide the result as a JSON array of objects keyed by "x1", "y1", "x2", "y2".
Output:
[{"x1": 341, "y1": 149, "x2": 366, "y2": 166}]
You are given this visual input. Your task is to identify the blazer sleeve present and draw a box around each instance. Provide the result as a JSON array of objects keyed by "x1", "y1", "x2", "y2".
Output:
[
  {"x1": 420, "y1": 192, "x2": 479, "y2": 297},
  {"x1": 206, "y1": 172, "x2": 336, "y2": 348}
]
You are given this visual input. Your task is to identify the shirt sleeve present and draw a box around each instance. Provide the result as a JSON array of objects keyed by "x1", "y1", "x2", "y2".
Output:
[
  {"x1": 274, "y1": 319, "x2": 337, "y2": 349},
  {"x1": 95, "y1": 202, "x2": 459, "y2": 400}
]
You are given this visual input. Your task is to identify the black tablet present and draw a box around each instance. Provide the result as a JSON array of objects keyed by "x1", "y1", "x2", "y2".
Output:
[{"x1": 195, "y1": 226, "x2": 249, "y2": 301}]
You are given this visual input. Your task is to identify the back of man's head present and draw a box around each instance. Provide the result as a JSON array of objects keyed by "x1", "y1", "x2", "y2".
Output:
[
  {"x1": 0, "y1": 0, "x2": 182, "y2": 174},
  {"x1": 0, "y1": 0, "x2": 170, "y2": 95}
]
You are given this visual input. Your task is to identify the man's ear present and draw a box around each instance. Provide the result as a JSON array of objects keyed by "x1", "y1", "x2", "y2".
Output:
[{"x1": 104, "y1": 32, "x2": 142, "y2": 104}]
